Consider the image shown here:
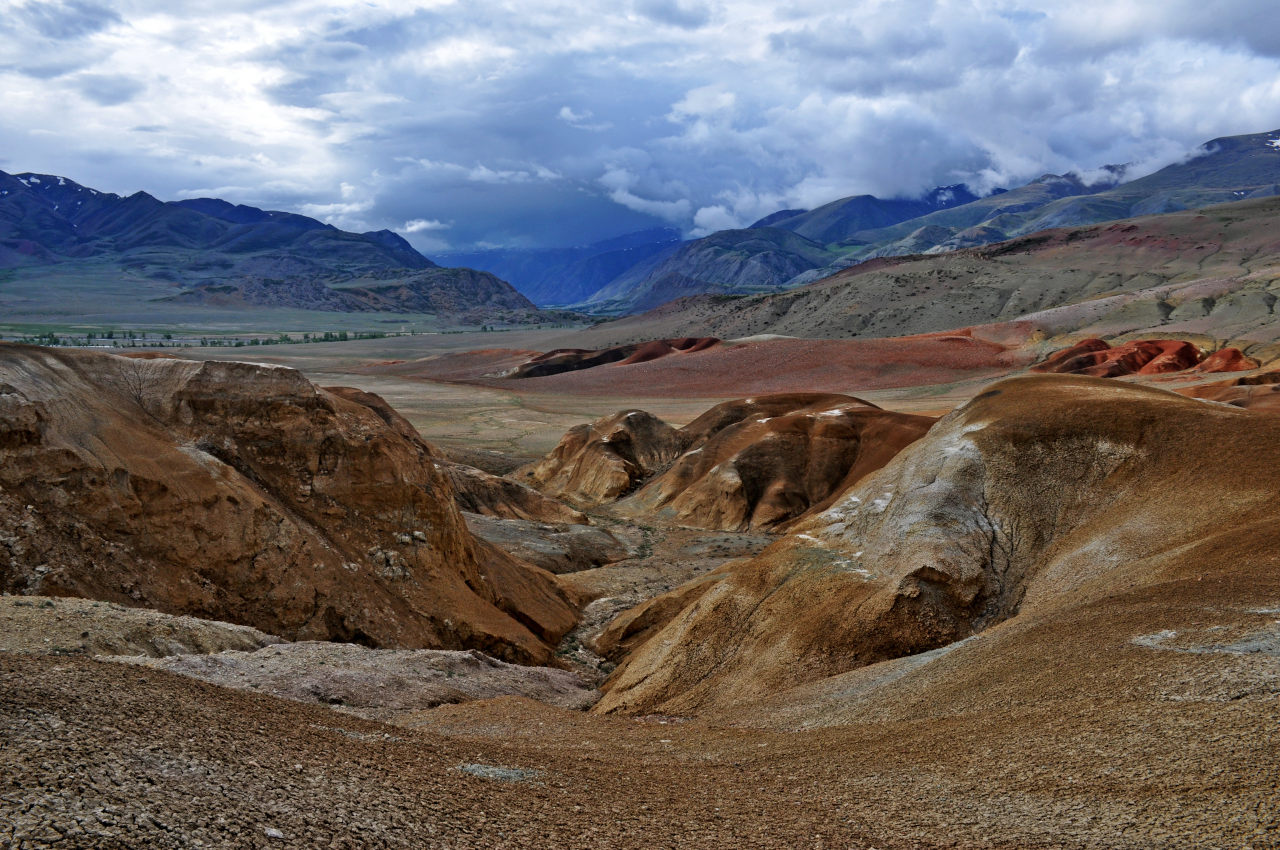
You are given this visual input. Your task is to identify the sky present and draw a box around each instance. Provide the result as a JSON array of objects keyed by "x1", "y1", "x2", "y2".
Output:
[{"x1": 2, "y1": 0, "x2": 1279, "y2": 255}]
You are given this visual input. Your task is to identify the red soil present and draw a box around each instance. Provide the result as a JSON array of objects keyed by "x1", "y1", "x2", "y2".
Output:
[
  {"x1": 372, "y1": 330, "x2": 1032, "y2": 398},
  {"x1": 1032, "y1": 338, "x2": 1203, "y2": 377},
  {"x1": 1189, "y1": 347, "x2": 1260, "y2": 373}
]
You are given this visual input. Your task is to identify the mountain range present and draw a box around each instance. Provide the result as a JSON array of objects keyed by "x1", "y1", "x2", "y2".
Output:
[
  {"x1": 0, "y1": 171, "x2": 541, "y2": 323},
  {"x1": 457, "y1": 129, "x2": 1280, "y2": 314}
]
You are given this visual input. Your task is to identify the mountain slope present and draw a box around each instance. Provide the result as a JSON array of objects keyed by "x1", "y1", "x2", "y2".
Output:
[
  {"x1": 0, "y1": 170, "x2": 555, "y2": 322},
  {"x1": 0, "y1": 172, "x2": 436, "y2": 272},
  {"x1": 573, "y1": 128, "x2": 1280, "y2": 315},
  {"x1": 567, "y1": 194, "x2": 1280, "y2": 349},
  {"x1": 0, "y1": 344, "x2": 578, "y2": 663},
  {"x1": 581, "y1": 186, "x2": 978, "y2": 314}
]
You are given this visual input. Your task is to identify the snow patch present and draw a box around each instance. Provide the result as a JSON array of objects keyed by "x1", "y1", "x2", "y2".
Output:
[
  {"x1": 1268, "y1": 138, "x2": 1280, "y2": 150},
  {"x1": 870, "y1": 492, "x2": 893, "y2": 513}
]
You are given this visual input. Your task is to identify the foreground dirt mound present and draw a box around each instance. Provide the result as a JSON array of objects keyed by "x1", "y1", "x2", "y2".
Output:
[
  {"x1": 1031, "y1": 338, "x2": 1257, "y2": 377},
  {"x1": 512, "y1": 409, "x2": 686, "y2": 506},
  {"x1": 0, "y1": 344, "x2": 575, "y2": 663},
  {"x1": 508, "y1": 337, "x2": 719, "y2": 378},
  {"x1": 121, "y1": 642, "x2": 598, "y2": 719},
  {"x1": 0, "y1": 595, "x2": 284, "y2": 658},
  {"x1": 621, "y1": 394, "x2": 935, "y2": 531},
  {"x1": 595, "y1": 375, "x2": 1280, "y2": 715}
]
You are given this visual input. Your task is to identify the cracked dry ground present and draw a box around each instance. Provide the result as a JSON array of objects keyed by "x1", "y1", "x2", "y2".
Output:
[{"x1": 4, "y1": 640, "x2": 1276, "y2": 849}]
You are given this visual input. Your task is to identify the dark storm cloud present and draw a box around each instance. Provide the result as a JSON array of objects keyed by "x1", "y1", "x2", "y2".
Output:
[
  {"x1": 634, "y1": 0, "x2": 712, "y2": 30},
  {"x1": 75, "y1": 73, "x2": 144, "y2": 105},
  {"x1": 14, "y1": 0, "x2": 120, "y2": 39},
  {"x1": 1, "y1": 1, "x2": 1278, "y2": 251}
]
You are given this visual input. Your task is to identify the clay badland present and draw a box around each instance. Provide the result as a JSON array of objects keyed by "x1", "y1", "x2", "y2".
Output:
[{"x1": 5, "y1": 138, "x2": 1280, "y2": 848}]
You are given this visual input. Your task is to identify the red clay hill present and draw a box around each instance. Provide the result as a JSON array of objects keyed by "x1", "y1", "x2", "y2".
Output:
[
  {"x1": 1031, "y1": 338, "x2": 1257, "y2": 377},
  {"x1": 0, "y1": 344, "x2": 577, "y2": 664}
]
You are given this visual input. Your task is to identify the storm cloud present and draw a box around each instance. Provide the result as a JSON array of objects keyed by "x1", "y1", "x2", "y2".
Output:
[{"x1": 1, "y1": 0, "x2": 1278, "y2": 252}]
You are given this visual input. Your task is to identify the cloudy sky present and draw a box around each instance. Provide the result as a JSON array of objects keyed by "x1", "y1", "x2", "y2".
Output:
[{"x1": 2, "y1": 0, "x2": 1279, "y2": 254}]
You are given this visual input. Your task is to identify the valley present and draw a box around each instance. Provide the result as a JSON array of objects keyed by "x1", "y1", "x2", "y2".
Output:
[{"x1": 5, "y1": 135, "x2": 1280, "y2": 848}]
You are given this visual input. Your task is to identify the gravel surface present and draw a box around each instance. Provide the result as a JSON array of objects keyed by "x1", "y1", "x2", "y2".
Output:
[{"x1": 4, "y1": 651, "x2": 1276, "y2": 848}]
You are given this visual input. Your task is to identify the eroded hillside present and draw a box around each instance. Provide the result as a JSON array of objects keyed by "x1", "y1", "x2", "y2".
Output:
[{"x1": 0, "y1": 344, "x2": 577, "y2": 663}]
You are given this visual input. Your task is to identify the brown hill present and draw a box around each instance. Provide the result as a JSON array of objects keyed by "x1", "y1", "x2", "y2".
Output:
[
  {"x1": 511, "y1": 410, "x2": 686, "y2": 507},
  {"x1": 0, "y1": 344, "x2": 576, "y2": 664},
  {"x1": 515, "y1": 394, "x2": 934, "y2": 532},
  {"x1": 1177, "y1": 368, "x2": 1280, "y2": 412},
  {"x1": 595, "y1": 374, "x2": 1280, "y2": 715},
  {"x1": 619, "y1": 394, "x2": 936, "y2": 531}
]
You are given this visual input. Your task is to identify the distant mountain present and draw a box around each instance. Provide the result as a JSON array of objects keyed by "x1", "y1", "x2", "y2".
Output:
[
  {"x1": 580, "y1": 227, "x2": 841, "y2": 314},
  {"x1": 566, "y1": 192, "x2": 1280, "y2": 349},
  {"x1": 792, "y1": 128, "x2": 1280, "y2": 282},
  {"x1": 578, "y1": 186, "x2": 977, "y2": 314},
  {"x1": 0, "y1": 172, "x2": 436, "y2": 272},
  {"x1": 569, "y1": 129, "x2": 1280, "y2": 315},
  {"x1": 437, "y1": 227, "x2": 682, "y2": 306},
  {"x1": 0, "y1": 170, "x2": 544, "y2": 321}
]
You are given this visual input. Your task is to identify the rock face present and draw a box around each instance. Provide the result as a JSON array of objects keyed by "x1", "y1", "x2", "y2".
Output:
[
  {"x1": 0, "y1": 344, "x2": 576, "y2": 664},
  {"x1": 512, "y1": 410, "x2": 686, "y2": 507},
  {"x1": 621, "y1": 394, "x2": 935, "y2": 531},
  {"x1": 517, "y1": 393, "x2": 934, "y2": 531},
  {"x1": 595, "y1": 375, "x2": 1280, "y2": 715}
]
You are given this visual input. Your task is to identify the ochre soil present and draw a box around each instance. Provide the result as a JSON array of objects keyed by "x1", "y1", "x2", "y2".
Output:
[{"x1": 4, "y1": 636, "x2": 1274, "y2": 849}]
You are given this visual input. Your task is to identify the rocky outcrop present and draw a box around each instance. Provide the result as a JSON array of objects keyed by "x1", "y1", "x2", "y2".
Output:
[
  {"x1": 1189, "y1": 347, "x2": 1260, "y2": 373},
  {"x1": 518, "y1": 393, "x2": 934, "y2": 531},
  {"x1": 595, "y1": 375, "x2": 1280, "y2": 715},
  {"x1": 512, "y1": 410, "x2": 686, "y2": 507},
  {"x1": 620, "y1": 394, "x2": 935, "y2": 531},
  {"x1": 461, "y1": 513, "x2": 627, "y2": 575},
  {"x1": 439, "y1": 459, "x2": 588, "y2": 524},
  {"x1": 0, "y1": 344, "x2": 576, "y2": 663}
]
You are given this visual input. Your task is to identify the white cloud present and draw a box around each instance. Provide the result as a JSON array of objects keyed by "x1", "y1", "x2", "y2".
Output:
[
  {"x1": 401, "y1": 218, "x2": 449, "y2": 232},
  {"x1": 1, "y1": 0, "x2": 1278, "y2": 249},
  {"x1": 558, "y1": 105, "x2": 612, "y2": 131}
]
